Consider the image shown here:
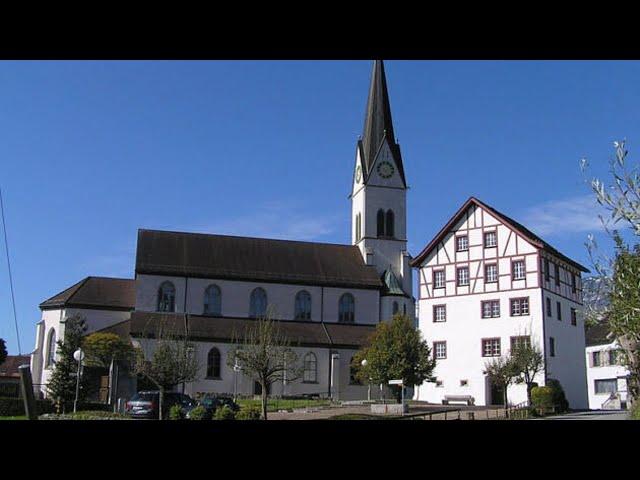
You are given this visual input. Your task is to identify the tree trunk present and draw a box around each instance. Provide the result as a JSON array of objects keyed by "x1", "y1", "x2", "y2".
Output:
[
  {"x1": 503, "y1": 385, "x2": 509, "y2": 417},
  {"x1": 526, "y1": 383, "x2": 532, "y2": 406},
  {"x1": 261, "y1": 381, "x2": 268, "y2": 421},
  {"x1": 159, "y1": 387, "x2": 164, "y2": 421}
]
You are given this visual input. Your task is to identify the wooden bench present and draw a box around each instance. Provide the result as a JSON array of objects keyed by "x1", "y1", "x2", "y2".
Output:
[{"x1": 442, "y1": 395, "x2": 475, "y2": 406}]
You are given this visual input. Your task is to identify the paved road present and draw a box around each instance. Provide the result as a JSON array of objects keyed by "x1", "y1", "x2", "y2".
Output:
[{"x1": 535, "y1": 410, "x2": 630, "y2": 420}]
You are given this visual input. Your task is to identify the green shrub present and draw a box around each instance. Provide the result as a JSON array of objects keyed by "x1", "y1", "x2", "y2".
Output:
[
  {"x1": 214, "y1": 405, "x2": 236, "y2": 420},
  {"x1": 531, "y1": 386, "x2": 554, "y2": 414},
  {"x1": 40, "y1": 410, "x2": 129, "y2": 420},
  {"x1": 169, "y1": 404, "x2": 183, "y2": 420},
  {"x1": 236, "y1": 404, "x2": 262, "y2": 420},
  {"x1": 0, "y1": 397, "x2": 56, "y2": 417},
  {"x1": 631, "y1": 401, "x2": 640, "y2": 420},
  {"x1": 188, "y1": 405, "x2": 207, "y2": 420},
  {"x1": 546, "y1": 379, "x2": 569, "y2": 413}
]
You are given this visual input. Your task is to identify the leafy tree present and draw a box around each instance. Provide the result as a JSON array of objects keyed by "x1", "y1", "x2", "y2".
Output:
[
  {"x1": 83, "y1": 332, "x2": 133, "y2": 368},
  {"x1": 582, "y1": 140, "x2": 640, "y2": 405},
  {"x1": 483, "y1": 355, "x2": 519, "y2": 414},
  {"x1": 0, "y1": 338, "x2": 7, "y2": 366},
  {"x1": 510, "y1": 341, "x2": 545, "y2": 406},
  {"x1": 228, "y1": 311, "x2": 301, "y2": 420},
  {"x1": 131, "y1": 318, "x2": 200, "y2": 419},
  {"x1": 352, "y1": 314, "x2": 436, "y2": 403},
  {"x1": 46, "y1": 315, "x2": 93, "y2": 412}
]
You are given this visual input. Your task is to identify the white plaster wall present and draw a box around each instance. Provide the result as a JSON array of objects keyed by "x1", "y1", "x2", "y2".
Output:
[
  {"x1": 136, "y1": 274, "x2": 380, "y2": 325},
  {"x1": 414, "y1": 287, "x2": 545, "y2": 406},
  {"x1": 585, "y1": 341, "x2": 629, "y2": 410},
  {"x1": 134, "y1": 338, "x2": 376, "y2": 401},
  {"x1": 542, "y1": 290, "x2": 588, "y2": 409},
  {"x1": 31, "y1": 307, "x2": 131, "y2": 398}
]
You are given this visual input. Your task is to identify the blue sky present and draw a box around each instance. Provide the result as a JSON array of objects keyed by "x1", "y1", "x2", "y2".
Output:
[{"x1": 1, "y1": 60, "x2": 638, "y2": 354}]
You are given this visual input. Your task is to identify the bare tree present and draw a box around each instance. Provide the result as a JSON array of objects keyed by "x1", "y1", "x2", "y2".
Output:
[
  {"x1": 483, "y1": 355, "x2": 519, "y2": 415},
  {"x1": 582, "y1": 140, "x2": 640, "y2": 405},
  {"x1": 131, "y1": 317, "x2": 200, "y2": 419},
  {"x1": 229, "y1": 311, "x2": 302, "y2": 420},
  {"x1": 511, "y1": 341, "x2": 544, "y2": 406}
]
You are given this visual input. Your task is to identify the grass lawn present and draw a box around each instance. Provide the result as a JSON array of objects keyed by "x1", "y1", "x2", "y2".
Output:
[
  {"x1": 0, "y1": 416, "x2": 26, "y2": 420},
  {"x1": 237, "y1": 398, "x2": 332, "y2": 412}
]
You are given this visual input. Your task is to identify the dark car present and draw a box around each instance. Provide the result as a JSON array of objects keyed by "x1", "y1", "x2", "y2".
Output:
[
  {"x1": 186, "y1": 395, "x2": 240, "y2": 420},
  {"x1": 126, "y1": 391, "x2": 195, "y2": 419}
]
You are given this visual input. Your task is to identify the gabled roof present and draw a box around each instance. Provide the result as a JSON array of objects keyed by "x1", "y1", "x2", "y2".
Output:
[
  {"x1": 410, "y1": 197, "x2": 590, "y2": 272},
  {"x1": 360, "y1": 60, "x2": 406, "y2": 186},
  {"x1": 126, "y1": 312, "x2": 376, "y2": 349},
  {"x1": 39, "y1": 277, "x2": 136, "y2": 311},
  {"x1": 0, "y1": 355, "x2": 30, "y2": 378},
  {"x1": 135, "y1": 229, "x2": 383, "y2": 290}
]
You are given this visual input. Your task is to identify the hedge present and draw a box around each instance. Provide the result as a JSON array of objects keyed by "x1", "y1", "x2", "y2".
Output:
[
  {"x1": 0, "y1": 397, "x2": 56, "y2": 417},
  {"x1": 631, "y1": 401, "x2": 640, "y2": 420},
  {"x1": 531, "y1": 386, "x2": 554, "y2": 414}
]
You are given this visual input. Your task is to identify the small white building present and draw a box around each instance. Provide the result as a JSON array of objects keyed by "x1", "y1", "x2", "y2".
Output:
[
  {"x1": 410, "y1": 197, "x2": 589, "y2": 409},
  {"x1": 585, "y1": 321, "x2": 630, "y2": 410}
]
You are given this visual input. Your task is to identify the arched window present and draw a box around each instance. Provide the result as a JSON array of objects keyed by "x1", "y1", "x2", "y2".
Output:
[
  {"x1": 294, "y1": 290, "x2": 312, "y2": 321},
  {"x1": 403, "y1": 304, "x2": 407, "y2": 315},
  {"x1": 207, "y1": 347, "x2": 221, "y2": 379},
  {"x1": 355, "y1": 213, "x2": 362, "y2": 242},
  {"x1": 339, "y1": 293, "x2": 355, "y2": 324},
  {"x1": 157, "y1": 281, "x2": 176, "y2": 312},
  {"x1": 303, "y1": 352, "x2": 317, "y2": 383},
  {"x1": 203, "y1": 284, "x2": 221, "y2": 316},
  {"x1": 386, "y1": 210, "x2": 395, "y2": 237},
  {"x1": 249, "y1": 287, "x2": 267, "y2": 318},
  {"x1": 392, "y1": 301, "x2": 399, "y2": 315},
  {"x1": 46, "y1": 328, "x2": 56, "y2": 368},
  {"x1": 377, "y1": 209, "x2": 385, "y2": 237}
]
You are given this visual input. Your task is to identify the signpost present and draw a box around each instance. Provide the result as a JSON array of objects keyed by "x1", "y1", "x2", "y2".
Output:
[{"x1": 388, "y1": 379, "x2": 405, "y2": 415}]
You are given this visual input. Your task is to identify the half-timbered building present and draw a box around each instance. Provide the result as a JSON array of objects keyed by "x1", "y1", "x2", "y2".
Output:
[{"x1": 410, "y1": 197, "x2": 589, "y2": 408}]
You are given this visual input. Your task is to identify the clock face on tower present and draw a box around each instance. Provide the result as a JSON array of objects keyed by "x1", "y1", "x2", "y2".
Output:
[
  {"x1": 377, "y1": 161, "x2": 395, "y2": 179},
  {"x1": 355, "y1": 165, "x2": 362, "y2": 183}
]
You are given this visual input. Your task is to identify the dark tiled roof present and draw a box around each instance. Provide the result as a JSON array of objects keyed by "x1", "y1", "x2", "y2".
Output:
[
  {"x1": 0, "y1": 355, "x2": 30, "y2": 378},
  {"x1": 410, "y1": 197, "x2": 590, "y2": 273},
  {"x1": 585, "y1": 321, "x2": 614, "y2": 347},
  {"x1": 360, "y1": 60, "x2": 406, "y2": 186},
  {"x1": 39, "y1": 277, "x2": 136, "y2": 311},
  {"x1": 128, "y1": 311, "x2": 376, "y2": 349},
  {"x1": 135, "y1": 229, "x2": 382, "y2": 290}
]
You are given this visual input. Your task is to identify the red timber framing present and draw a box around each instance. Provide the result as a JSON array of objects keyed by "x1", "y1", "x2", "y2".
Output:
[{"x1": 413, "y1": 197, "x2": 588, "y2": 303}]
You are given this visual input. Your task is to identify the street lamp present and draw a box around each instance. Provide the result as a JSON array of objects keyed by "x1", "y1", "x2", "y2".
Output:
[
  {"x1": 233, "y1": 358, "x2": 241, "y2": 402},
  {"x1": 361, "y1": 359, "x2": 371, "y2": 402},
  {"x1": 73, "y1": 348, "x2": 85, "y2": 413}
]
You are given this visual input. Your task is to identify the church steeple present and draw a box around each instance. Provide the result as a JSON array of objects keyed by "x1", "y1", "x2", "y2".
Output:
[{"x1": 359, "y1": 60, "x2": 406, "y2": 187}]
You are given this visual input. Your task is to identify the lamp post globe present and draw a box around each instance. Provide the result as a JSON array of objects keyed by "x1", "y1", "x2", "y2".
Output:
[
  {"x1": 73, "y1": 349, "x2": 85, "y2": 363},
  {"x1": 361, "y1": 359, "x2": 367, "y2": 367}
]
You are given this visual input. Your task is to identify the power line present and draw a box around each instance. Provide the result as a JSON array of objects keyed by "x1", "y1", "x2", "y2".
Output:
[{"x1": 0, "y1": 187, "x2": 21, "y2": 355}]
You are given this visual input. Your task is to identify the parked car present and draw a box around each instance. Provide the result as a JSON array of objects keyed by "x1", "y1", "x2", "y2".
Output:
[
  {"x1": 185, "y1": 395, "x2": 240, "y2": 420},
  {"x1": 125, "y1": 391, "x2": 195, "y2": 419}
]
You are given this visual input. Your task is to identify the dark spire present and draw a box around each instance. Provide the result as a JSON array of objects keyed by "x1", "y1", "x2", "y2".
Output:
[{"x1": 360, "y1": 60, "x2": 406, "y2": 185}]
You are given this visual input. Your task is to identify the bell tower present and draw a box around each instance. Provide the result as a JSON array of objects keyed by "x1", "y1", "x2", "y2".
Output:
[{"x1": 350, "y1": 60, "x2": 414, "y2": 321}]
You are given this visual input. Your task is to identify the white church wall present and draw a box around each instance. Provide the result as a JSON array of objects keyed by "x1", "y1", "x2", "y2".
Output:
[
  {"x1": 134, "y1": 338, "x2": 373, "y2": 401},
  {"x1": 136, "y1": 274, "x2": 380, "y2": 325}
]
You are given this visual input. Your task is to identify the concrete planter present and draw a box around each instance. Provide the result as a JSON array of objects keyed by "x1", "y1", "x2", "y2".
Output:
[{"x1": 371, "y1": 403, "x2": 408, "y2": 415}]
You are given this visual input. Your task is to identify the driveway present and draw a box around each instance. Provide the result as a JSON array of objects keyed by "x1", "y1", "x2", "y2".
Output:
[{"x1": 534, "y1": 410, "x2": 630, "y2": 420}]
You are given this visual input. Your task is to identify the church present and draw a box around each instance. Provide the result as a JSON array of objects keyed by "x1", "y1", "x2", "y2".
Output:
[{"x1": 29, "y1": 60, "x2": 415, "y2": 402}]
